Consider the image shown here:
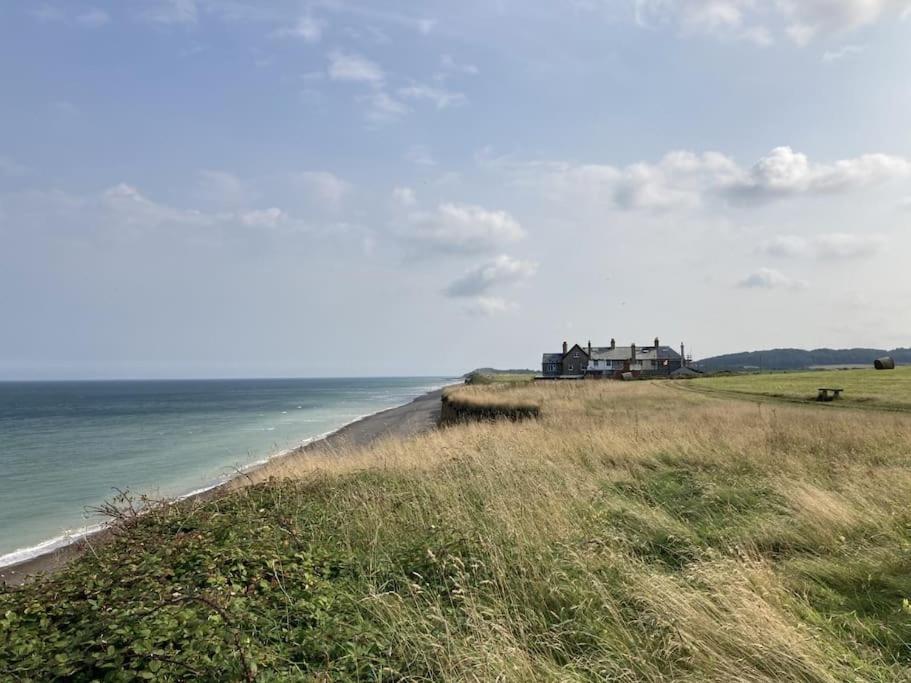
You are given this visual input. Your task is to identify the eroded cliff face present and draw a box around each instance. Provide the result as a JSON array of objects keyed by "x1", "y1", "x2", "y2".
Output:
[{"x1": 439, "y1": 391, "x2": 540, "y2": 426}]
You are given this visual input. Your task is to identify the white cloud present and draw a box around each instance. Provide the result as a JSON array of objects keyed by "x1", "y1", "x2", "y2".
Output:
[
  {"x1": 275, "y1": 15, "x2": 325, "y2": 43},
  {"x1": 445, "y1": 254, "x2": 538, "y2": 297},
  {"x1": 504, "y1": 150, "x2": 741, "y2": 211},
  {"x1": 195, "y1": 169, "x2": 253, "y2": 207},
  {"x1": 76, "y1": 8, "x2": 111, "y2": 28},
  {"x1": 403, "y1": 203, "x2": 526, "y2": 254},
  {"x1": 822, "y1": 44, "x2": 864, "y2": 62},
  {"x1": 757, "y1": 234, "x2": 812, "y2": 257},
  {"x1": 102, "y1": 183, "x2": 288, "y2": 231},
  {"x1": 634, "y1": 0, "x2": 773, "y2": 45},
  {"x1": 399, "y1": 83, "x2": 467, "y2": 109},
  {"x1": 435, "y1": 250, "x2": 536, "y2": 315},
  {"x1": 141, "y1": 0, "x2": 198, "y2": 25},
  {"x1": 102, "y1": 183, "x2": 215, "y2": 228},
  {"x1": 292, "y1": 171, "x2": 350, "y2": 208},
  {"x1": 440, "y1": 54, "x2": 479, "y2": 76},
  {"x1": 195, "y1": 1, "x2": 278, "y2": 23},
  {"x1": 738, "y1": 267, "x2": 808, "y2": 289},
  {"x1": 405, "y1": 145, "x2": 436, "y2": 166},
  {"x1": 500, "y1": 146, "x2": 911, "y2": 211},
  {"x1": 327, "y1": 51, "x2": 384, "y2": 85},
  {"x1": 359, "y1": 90, "x2": 409, "y2": 124},
  {"x1": 634, "y1": 0, "x2": 909, "y2": 45},
  {"x1": 727, "y1": 146, "x2": 911, "y2": 201},
  {"x1": 813, "y1": 232, "x2": 886, "y2": 258},
  {"x1": 4, "y1": 182, "x2": 317, "y2": 240},
  {"x1": 317, "y1": 2, "x2": 437, "y2": 36},
  {"x1": 393, "y1": 186, "x2": 417, "y2": 207},
  {"x1": 777, "y1": 0, "x2": 907, "y2": 45},
  {"x1": 761, "y1": 232, "x2": 886, "y2": 259},
  {"x1": 462, "y1": 296, "x2": 514, "y2": 317},
  {"x1": 239, "y1": 207, "x2": 288, "y2": 229}
]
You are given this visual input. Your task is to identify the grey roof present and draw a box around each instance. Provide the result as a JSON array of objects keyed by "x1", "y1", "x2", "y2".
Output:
[
  {"x1": 589, "y1": 348, "x2": 636, "y2": 361},
  {"x1": 545, "y1": 343, "x2": 682, "y2": 364},
  {"x1": 589, "y1": 345, "x2": 682, "y2": 362},
  {"x1": 650, "y1": 345, "x2": 682, "y2": 360}
]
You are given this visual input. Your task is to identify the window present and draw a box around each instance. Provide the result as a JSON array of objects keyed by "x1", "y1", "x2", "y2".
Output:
[
  {"x1": 573, "y1": 351, "x2": 580, "y2": 358},
  {"x1": 569, "y1": 364, "x2": 574, "y2": 372}
]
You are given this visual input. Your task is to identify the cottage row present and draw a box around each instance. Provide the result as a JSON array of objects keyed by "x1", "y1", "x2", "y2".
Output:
[{"x1": 541, "y1": 338, "x2": 691, "y2": 379}]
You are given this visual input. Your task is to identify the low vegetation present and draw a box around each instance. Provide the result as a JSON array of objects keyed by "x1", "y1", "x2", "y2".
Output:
[
  {"x1": 693, "y1": 366, "x2": 911, "y2": 412},
  {"x1": 463, "y1": 370, "x2": 536, "y2": 385},
  {"x1": 4, "y1": 378, "x2": 911, "y2": 680}
]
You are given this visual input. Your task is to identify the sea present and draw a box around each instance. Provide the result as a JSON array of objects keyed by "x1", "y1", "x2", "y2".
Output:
[{"x1": 0, "y1": 377, "x2": 452, "y2": 567}]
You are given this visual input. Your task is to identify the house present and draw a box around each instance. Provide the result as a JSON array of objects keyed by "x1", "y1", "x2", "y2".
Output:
[
  {"x1": 541, "y1": 337, "x2": 689, "y2": 379},
  {"x1": 542, "y1": 341, "x2": 590, "y2": 378}
]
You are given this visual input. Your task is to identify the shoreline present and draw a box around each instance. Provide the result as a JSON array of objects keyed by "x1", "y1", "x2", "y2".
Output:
[{"x1": 0, "y1": 386, "x2": 452, "y2": 587}]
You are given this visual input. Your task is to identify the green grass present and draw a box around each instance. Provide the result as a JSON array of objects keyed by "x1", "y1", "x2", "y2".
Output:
[
  {"x1": 3, "y1": 381, "x2": 911, "y2": 680},
  {"x1": 692, "y1": 366, "x2": 911, "y2": 411}
]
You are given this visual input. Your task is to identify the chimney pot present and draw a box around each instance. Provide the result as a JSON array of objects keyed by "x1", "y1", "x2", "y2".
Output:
[
  {"x1": 655, "y1": 337, "x2": 660, "y2": 349},
  {"x1": 610, "y1": 338, "x2": 616, "y2": 350},
  {"x1": 563, "y1": 340, "x2": 568, "y2": 354},
  {"x1": 587, "y1": 340, "x2": 592, "y2": 356}
]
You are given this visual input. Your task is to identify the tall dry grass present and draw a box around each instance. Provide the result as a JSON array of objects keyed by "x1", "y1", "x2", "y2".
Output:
[
  {"x1": 6, "y1": 380, "x2": 911, "y2": 680},
  {"x1": 239, "y1": 380, "x2": 911, "y2": 680}
]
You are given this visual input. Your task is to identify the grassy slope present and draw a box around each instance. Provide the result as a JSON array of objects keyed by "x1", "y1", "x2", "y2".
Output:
[
  {"x1": 3, "y1": 380, "x2": 911, "y2": 680},
  {"x1": 691, "y1": 366, "x2": 911, "y2": 411}
]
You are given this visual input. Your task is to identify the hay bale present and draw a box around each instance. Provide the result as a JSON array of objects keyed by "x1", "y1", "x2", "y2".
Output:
[{"x1": 874, "y1": 356, "x2": 895, "y2": 370}]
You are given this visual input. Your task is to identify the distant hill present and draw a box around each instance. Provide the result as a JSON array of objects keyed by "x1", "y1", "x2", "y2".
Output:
[
  {"x1": 697, "y1": 348, "x2": 911, "y2": 372},
  {"x1": 466, "y1": 367, "x2": 536, "y2": 376}
]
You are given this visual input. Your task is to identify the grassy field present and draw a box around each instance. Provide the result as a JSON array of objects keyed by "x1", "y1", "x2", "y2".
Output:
[
  {"x1": 691, "y1": 366, "x2": 911, "y2": 411},
  {"x1": 3, "y1": 379, "x2": 911, "y2": 680}
]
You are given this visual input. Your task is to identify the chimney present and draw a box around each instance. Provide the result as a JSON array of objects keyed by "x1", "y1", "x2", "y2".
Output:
[
  {"x1": 681, "y1": 343, "x2": 685, "y2": 367},
  {"x1": 563, "y1": 340, "x2": 568, "y2": 355},
  {"x1": 630, "y1": 343, "x2": 636, "y2": 361},
  {"x1": 587, "y1": 340, "x2": 592, "y2": 356},
  {"x1": 654, "y1": 337, "x2": 660, "y2": 350},
  {"x1": 610, "y1": 338, "x2": 616, "y2": 350}
]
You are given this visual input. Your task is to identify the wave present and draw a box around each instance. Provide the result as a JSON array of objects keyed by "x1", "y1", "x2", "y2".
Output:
[
  {"x1": 0, "y1": 522, "x2": 107, "y2": 569},
  {"x1": 0, "y1": 381, "x2": 454, "y2": 571}
]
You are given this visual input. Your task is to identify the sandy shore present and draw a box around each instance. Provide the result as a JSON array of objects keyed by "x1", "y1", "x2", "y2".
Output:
[{"x1": 0, "y1": 387, "x2": 448, "y2": 587}]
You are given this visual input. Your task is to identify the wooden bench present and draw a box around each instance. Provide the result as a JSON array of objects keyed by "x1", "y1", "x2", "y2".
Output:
[{"x1": 817, "y1": 387, "x2": 843, "y2": 402}]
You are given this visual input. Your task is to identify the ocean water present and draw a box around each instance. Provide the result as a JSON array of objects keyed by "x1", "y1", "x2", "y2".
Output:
[{"x1": 0, "y1": 377, "x2": 451, "y2": 566}]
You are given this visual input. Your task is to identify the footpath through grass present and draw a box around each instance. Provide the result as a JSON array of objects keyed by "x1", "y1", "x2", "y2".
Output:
[
  {"x1": 691, "y1": 366, "x2": 911, "y2": 412},
  {"x1": 3, "y1": 381, "x2": 911, "y2": 680}
]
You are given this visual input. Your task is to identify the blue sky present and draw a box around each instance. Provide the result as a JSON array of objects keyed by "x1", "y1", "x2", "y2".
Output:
[{"x1": 1, "y1": 0, "x2": 910, "y2": 378}]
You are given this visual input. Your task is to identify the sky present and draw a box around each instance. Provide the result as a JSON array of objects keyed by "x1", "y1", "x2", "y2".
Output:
[{"x1": 1, "y1": 0, "x2": 910, "y2": 379}]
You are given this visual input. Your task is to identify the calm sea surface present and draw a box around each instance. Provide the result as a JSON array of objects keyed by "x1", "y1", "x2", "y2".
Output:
[{"x1": 0, "y1": 377, "x2": 451, "y2": 565}]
